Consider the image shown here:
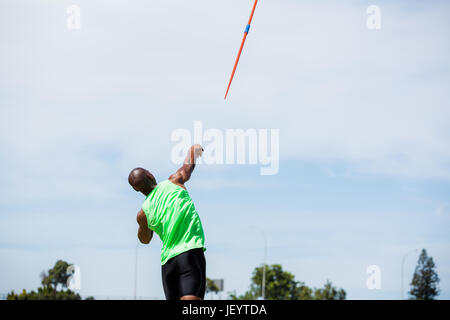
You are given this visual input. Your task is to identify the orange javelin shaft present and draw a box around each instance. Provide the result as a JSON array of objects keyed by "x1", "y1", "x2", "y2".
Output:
[{"x1": 224, "y1": 0, "x2": 259, "y2": 100}]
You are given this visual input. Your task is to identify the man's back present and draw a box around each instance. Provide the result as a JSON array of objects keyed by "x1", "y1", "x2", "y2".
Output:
[{"x1": 142, "y1": 179, "x2": 205, "y2": 265}]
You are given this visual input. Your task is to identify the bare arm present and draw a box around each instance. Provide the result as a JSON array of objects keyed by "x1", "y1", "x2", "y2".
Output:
[
  {"x1": 136, "y1": 209, "x2": 153, "y2": 244},
  {"x1": 169, "y1": 144, "x2": 203, "y2": 187}
]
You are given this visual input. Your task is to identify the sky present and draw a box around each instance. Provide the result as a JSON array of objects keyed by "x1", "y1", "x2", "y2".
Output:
[{"x1": 0, "y1": 0, "x2": 449, "y2": 300}]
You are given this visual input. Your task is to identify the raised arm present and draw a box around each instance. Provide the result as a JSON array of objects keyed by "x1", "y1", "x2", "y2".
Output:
[
  {"x1": 136, "y1": 209, "x2": 153, "y2": 244},
  {"x1": 169, "y1": 144, "x2": 203, "y2": 187}
]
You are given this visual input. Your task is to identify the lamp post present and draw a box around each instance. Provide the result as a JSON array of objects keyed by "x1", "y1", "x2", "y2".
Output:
[
  {"x1": 401, "y1": 249, "x2": 418, "y2": 300},
  {"x1": 134, "y1": 242, "x2": 139, "y2": 299},
  {"x1": 250, "y1": 226, "x2": 267, "y2": 300},
  {"x1": 262, "y1": 232, "x2": 267, "y2": 300}
]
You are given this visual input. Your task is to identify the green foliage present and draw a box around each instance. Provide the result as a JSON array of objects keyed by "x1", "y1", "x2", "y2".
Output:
[
  {"x1": 229, "y1": 264, "x2": 346, "y2": 300},
  {"x1": 313, "y1": 280, "x2": 346, "y2": 300},
  {"x1": 7, "y1": 287, "x2": 81, "y2": 300},
  {"x1": 7, "y1": 259, "x2": 82, "y2": 300},
  {"x1": 409, "y1": 249, "x2": 440, "y2": 300},
  {"x1": 41, "y1": 260, "x2": 71, "y2": 291},
  {"x1": 206, "y1": 277, "x2": 220, "y2": 294}
]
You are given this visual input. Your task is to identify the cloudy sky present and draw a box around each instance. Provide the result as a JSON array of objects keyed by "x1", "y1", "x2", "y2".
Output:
[{"x1": 0, "y1": 0, "x2": 449, "y2": 299}]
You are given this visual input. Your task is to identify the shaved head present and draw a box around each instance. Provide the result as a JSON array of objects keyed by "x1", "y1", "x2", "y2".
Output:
[{"x1": 128, "y1": 168, "x2": 157, "y2": 196}]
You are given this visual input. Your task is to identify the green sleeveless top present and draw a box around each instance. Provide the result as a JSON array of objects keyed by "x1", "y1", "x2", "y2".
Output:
[{"x1": 141, "y1": 180, "x2": 206, "y2": 265}]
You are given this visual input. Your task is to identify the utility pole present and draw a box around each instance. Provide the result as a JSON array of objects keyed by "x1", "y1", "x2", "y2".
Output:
[{"x1": 134, "y1": 242, "x2": 139, "y2": 299}]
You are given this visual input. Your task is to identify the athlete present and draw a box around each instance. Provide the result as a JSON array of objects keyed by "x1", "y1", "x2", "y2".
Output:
[{"x1": 128, "y1": 144, "x2": 206, "y2": 300}]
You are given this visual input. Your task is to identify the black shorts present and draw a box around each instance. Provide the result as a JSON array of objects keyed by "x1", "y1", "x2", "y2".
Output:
[{"x1": 161, "y1": 248, "x2": 206, "y2": 300}]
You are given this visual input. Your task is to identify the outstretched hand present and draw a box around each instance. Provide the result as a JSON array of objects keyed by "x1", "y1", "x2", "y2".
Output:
[{"x1": 192, "y1": 144, "x2": 204, "y2": 161}]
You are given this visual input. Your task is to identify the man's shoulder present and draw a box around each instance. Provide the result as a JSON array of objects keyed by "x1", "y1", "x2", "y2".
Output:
[
  {"x1": 165, "y1": 178, "x2": 187, "y2": 191},
  {"x1": 136, "y1": 209, "x2": 148, "y2": 226}
]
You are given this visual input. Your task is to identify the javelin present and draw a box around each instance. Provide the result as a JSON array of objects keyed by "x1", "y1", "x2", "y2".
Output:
[{"x1": 224, "y1": 0, "x2": 259, "y2": 100}]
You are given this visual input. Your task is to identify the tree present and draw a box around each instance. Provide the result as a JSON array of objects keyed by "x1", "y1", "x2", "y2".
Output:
[
  {"x1": 233, "y1": 264, "x2": 300, "y2": 300},
  {"x1": 206, "y1": 277, "x2": 220, "y2": 294},
  {"x1": 41, "y1": 260, "x2": 72, "y2": 292},
  {"x1": 7, "y1": 287, "x2": 81, "y2": 300},
  {"x1": 229, "y1": 264, "x2": 346, "y2": 300},
  {"x1": 313, "y1": 280, "x2": 346, "y2": 300},
  {"x1": 7, "y1": 259, "x2": 87, "y2": 300},
  {"x1": 409, "y1": 249, "x2": 440, "y2": 300}
]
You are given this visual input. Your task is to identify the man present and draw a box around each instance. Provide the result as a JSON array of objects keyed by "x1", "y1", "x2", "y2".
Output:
[{"x1": 128, "y1": 144, "x2": 206, "y2": 300}]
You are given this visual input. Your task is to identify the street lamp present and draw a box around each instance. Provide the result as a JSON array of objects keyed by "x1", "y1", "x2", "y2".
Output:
[
  {"x1": 401, "y1": 249, "x2": 418, "y2": 300},
  {"x1": 134, "y1": 242, "x2": 139, "y2": 299},
  {"x1": 250, "y1": 226, "x2": 267, "y2": 300}
]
